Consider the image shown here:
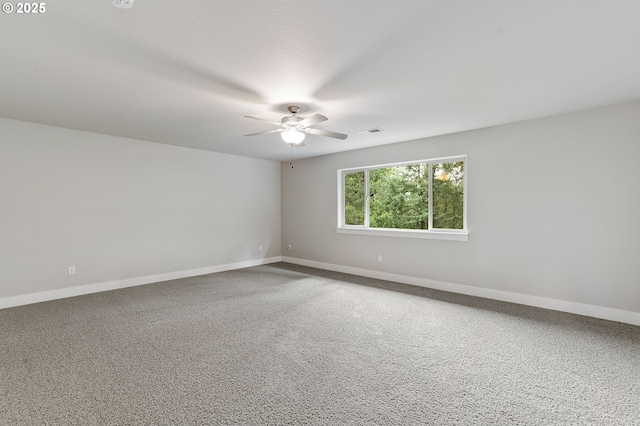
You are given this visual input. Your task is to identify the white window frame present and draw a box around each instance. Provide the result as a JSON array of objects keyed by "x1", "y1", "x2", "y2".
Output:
[{"x1": 337, "y1": 155, "x2": 468, "y2": 241}]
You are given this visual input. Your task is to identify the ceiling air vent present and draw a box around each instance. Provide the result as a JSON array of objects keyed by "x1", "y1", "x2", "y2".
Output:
[{"x1": 357, "y1": 127, "x2": 384, "y2": 135}]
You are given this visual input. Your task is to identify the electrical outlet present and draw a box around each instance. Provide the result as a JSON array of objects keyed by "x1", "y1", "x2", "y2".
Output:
[
  {"x1": 68, "y1": 266, "x2": 76, "y2": 275},
  {"x1": 259, "y1": 245, "x2": 263, "y2": 252},
  {"x1": 377, "y1": 255, "x2": 382, "y2": 262},
  {"x1": 287, "y1": 244, "x2": 292, "y2": 250}
]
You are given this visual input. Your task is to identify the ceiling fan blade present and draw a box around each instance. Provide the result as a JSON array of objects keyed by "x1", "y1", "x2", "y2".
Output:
[
  {"x1": 308, "y1": 128, "x2": 348, "y2": 140},
  {"x1": 244, "y1": 116, "x2": 282, "y2": 126},
  {"x1": 245, "y1": 129, "x2": 284, "y2": 137},
  {"x1": 298, "y1": 114, "x2": 328, "y2": 128}
]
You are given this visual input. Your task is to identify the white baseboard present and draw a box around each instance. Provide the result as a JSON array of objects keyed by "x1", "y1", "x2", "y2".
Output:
[
  {"x1": 4, "y1": 255, "x2": 638, "y2": 327},
  {"x1": 0, "y1": 257, "x2": 283, "y2": 310},
  {"x1": 281, "y1": 256, "x2": 640, "y2": 326}
]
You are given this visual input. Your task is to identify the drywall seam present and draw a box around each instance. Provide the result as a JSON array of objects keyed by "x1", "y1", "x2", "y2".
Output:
[
  {"x1": 0, "y1": 257, "x2": 283, "y2": 310},
  {"x1": 281, "y1": 256, "x2": 640, "y2": 326}
]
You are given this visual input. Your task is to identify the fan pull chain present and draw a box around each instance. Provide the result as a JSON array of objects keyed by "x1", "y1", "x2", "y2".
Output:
[{"x1": 289, "y1": 145, "x2": 294, "y2": 169}]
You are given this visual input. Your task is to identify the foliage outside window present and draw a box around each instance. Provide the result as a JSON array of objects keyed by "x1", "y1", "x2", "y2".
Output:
[
  {"x1": 344, "y1": 171, "x2": 365, "y2": 225},
  {"x1": 339, "y1": 157, "x2": 466, "y2": 240}
]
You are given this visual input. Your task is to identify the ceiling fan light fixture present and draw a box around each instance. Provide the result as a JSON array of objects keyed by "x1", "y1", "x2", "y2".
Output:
[
  {"x1": 281, "y1": 128, "x2": 305, "y2": 145},
  {"x1": 244, "y1": 107, "x2": 346, "y2": 143}
]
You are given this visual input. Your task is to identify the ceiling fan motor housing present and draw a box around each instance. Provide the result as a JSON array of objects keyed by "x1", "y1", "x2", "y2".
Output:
[{"x1": 282, "y1": 115, "x2": 302, "y2": 128}]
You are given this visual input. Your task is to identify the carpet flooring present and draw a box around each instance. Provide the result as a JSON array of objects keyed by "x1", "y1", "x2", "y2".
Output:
[{"x1": 1, "y1": 262, "x2": 638, "y2": 425}]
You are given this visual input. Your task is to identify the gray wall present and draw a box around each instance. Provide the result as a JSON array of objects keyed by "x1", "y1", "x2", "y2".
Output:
[
  {"x1": 0, "y1": 118, "x2": 281, "y2": 299},
  {"x1": 281, "y1": 101, "x2": 640, "y2": 313}
]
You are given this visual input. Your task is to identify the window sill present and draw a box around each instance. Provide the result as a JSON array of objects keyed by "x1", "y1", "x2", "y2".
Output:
[{"x1": 336, "y1": 227, "x2": 468, "y2": 241}]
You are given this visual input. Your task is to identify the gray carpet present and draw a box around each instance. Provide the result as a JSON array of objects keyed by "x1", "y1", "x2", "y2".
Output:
[{"x1": 1, "y1": 263, "x2": 638, "y2": 425}]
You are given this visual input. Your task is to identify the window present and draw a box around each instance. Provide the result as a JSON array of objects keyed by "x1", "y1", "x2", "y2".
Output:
[{"x1": 337, "y1": 156, "x2": 467, "y2": 241}]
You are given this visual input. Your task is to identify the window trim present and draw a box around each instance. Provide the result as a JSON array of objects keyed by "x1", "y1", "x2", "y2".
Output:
[{"x1": 337, "y1": 155, "x2": 468, "y2": 241}]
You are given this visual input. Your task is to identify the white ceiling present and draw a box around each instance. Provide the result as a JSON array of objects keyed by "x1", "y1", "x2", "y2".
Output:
[{"x1": 2, "y1": 1, "x2": 640, "y2": 161}]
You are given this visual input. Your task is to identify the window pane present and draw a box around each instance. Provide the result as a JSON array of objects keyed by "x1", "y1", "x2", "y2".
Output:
[
  {"x1": 370, "y1": 164, "x2": 429, "y2": 229},
  {"x1": 433, "y1": 161, "x2": 464, "y2": 229},
  {"x1": 344, "y1": 171, "x2": 365, "y2": 225}
]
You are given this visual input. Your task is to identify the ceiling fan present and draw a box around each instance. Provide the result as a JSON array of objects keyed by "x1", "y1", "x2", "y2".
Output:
[{"x1": 244, "y1": 106, "x2": 348, "y2": 146}]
